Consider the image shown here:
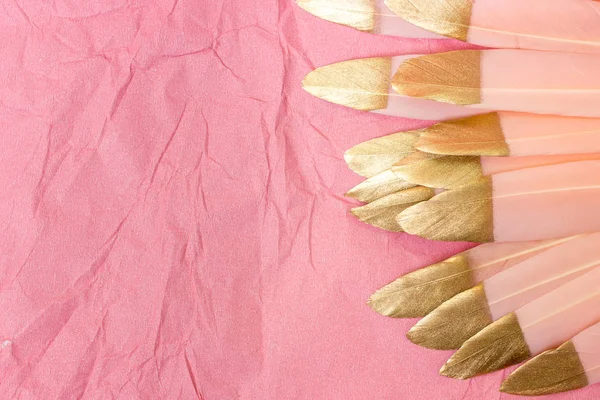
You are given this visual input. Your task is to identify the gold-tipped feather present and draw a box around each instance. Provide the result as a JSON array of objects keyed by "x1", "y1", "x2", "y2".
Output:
[
  {"x1": 296, "y1": 0, "x2": 376, "y2": 32},
  {"x1": 345, "y1": 131, "x2": 419, "y2": 178},
  {"x1": 415, "y1": 113, "x2": 510, "y2": 156},
  {"x1": 351, "y1": 186, "x2": 435, "y2": 232},
  {"x1": 391, "y1": 51, "x2": 482, "y2": 105},
  {"x1": 440, "y1": 313, "x2": 531, "y2": 379},
  {"x1": 346, "y1": 169, "x2": 415, "y2": 203},
  {"x1": 407, "y1": 284, "x2": 493, "y2": 350},
  {"x1": 384, "y1": 0, "x2": 473, "y2": 41},
  {"x1": 368, "y1": 254, "x2": 473, "y2": 318},
  {"x1": 303, "y1": 57, "x2": 392, "y2": 111},
  {"x1": 500, "y1": 341, "x2": 588, "y2": 396},
  {"x1": 398, "y1": 177, "x2": 494, "y2": 243}
]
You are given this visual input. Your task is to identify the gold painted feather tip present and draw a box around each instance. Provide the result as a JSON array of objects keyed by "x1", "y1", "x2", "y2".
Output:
[
  {"x1": 407, "y1": 284, "x2": 493, "y2": 350},
  {"x1": 345, "y1": 169, "x2": 415, "y2": 203},
  {"x1": 346, "y1": 151, "x2": 484, "y2": 204},
  {"x1": 368, "y1": 254, "x2": 473, "y2": 318},
  {"x1": 391, "y1": 152, "x2": 483, "y2": 190},
  {"x1": 384, "y1": 0, "x2": 473, "y2": 41},
  {"x1": 344, "y1": 131, "x2": 419, "y2": 178},
  {"x1": 397, "y1": 177, "x2": 494, "y2": 243},
  {"x1": 391, "y1": 50, "x2": 482, "y2": 105},
  {"x1": 415, "y1": 113, "x2": 509, "y2": 157},
  {"x1": 303, "y1": 57, "x2": 392, "y2": 111},
  {"x1": 351, "y1": 186, "x2": 435, "y2": 232},
  {"x1": 500, "y1": 341, "x2": 588, "y2": 396},
  {"x1": 440, "y1": 313, "x2": 531, "y2": 379},
  {"x1": 296, "y1": 0, "x2": 376, "y2": 32}
]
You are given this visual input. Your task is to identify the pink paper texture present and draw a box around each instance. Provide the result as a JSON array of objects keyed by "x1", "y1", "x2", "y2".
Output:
[{"x1": 0, "y1": 1, "x2": 596, "y2": 399}]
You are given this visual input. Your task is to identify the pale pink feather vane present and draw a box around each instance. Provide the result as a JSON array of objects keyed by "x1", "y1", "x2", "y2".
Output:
[{"x1": 297, "y1": 0, "x2": 600, "y2": 396}]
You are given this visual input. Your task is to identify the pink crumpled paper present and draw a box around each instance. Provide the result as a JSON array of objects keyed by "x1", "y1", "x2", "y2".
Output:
[{"x1": 0, "y1": 1, "x2": 596, "y2": 399}]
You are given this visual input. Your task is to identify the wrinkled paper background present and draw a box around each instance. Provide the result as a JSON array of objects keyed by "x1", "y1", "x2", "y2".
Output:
[{"x1": 0, "y1": 1, "x2": 596, "y2": 399}]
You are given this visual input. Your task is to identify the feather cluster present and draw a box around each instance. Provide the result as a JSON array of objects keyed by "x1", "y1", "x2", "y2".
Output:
[{"x1": 298, "y1": 0, "x2": 600, "y2": 396}]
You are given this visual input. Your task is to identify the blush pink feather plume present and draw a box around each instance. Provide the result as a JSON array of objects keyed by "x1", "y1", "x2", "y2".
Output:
[
  {"x1": 303, "y1": 50, "x2": 600, "y2": 119},
  {"x1": 302, "y1": 55, "x2": 484, "y2": 121},
  {"x1": 406, "y1": 233, "x2": 597, "y2": 350},
  {"x1": 396, "y1": 160, "x2": 600, "y2": 243},
  {"x1": 388, "y1": 0, "x2": 600, "y2": 54},
  {"x1": 296, "y1": 0, "x2": 600, "y2": 54},
  {"x1": 393, "y1": 50, "x2": 600, "y2": 117},
  {"x1": 414, "y1": 113, "x2": 600, "y2": 158},
  {"x1": 368, "y1": 238, "x2": 576, "y2": 319},
  {"x1": 348, "y1": 153, "x2": 600, "y2": 233}
]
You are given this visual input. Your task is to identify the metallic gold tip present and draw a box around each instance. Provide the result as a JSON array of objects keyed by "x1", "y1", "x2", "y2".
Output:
[
  {"x1": 500, "y1": 341, "x2": 588, "y2": 396},
  {"x1": 384, "y1": 0, "x2": 473, "y2": 41},
  {"x1": 344, "y1": 131, "x2": 419, "y2": 178},
  {"x1": 368, "y1": 254, "x2": 473, "y2": 318},
  {"x1": 302, "y1": 57, "x2": 392, "y2": 111},
  {"x1": 346, "y1": 169, "x2": 415, "y2": 203},
  {"x1": 296, "y1": 0, "x2": 376, "y2": 32},
  {"x1": 351, "y1": 186, "x2": 434, "y2": 232},
  {"x1": 440, "y1": 313, "x2": 531, "y2": 379},
  {"x1": 415, "y1": 113, "x2": 510, "y2": 157},
  {"x1": 391, "y1": 51, "x2": 482, "y2": 106},
  {"x1": 345, "y1": 149, "x2": 484, "y2": 202},
  {"x1": 407, "y1": 284, "x2": 493, "y2": 350},
  {"x1": 392, "y1": 152, "x2": 483, "y2": 190},
  {"x1": 397, "y1": 177, "x2": 494, "y2": 243}
]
